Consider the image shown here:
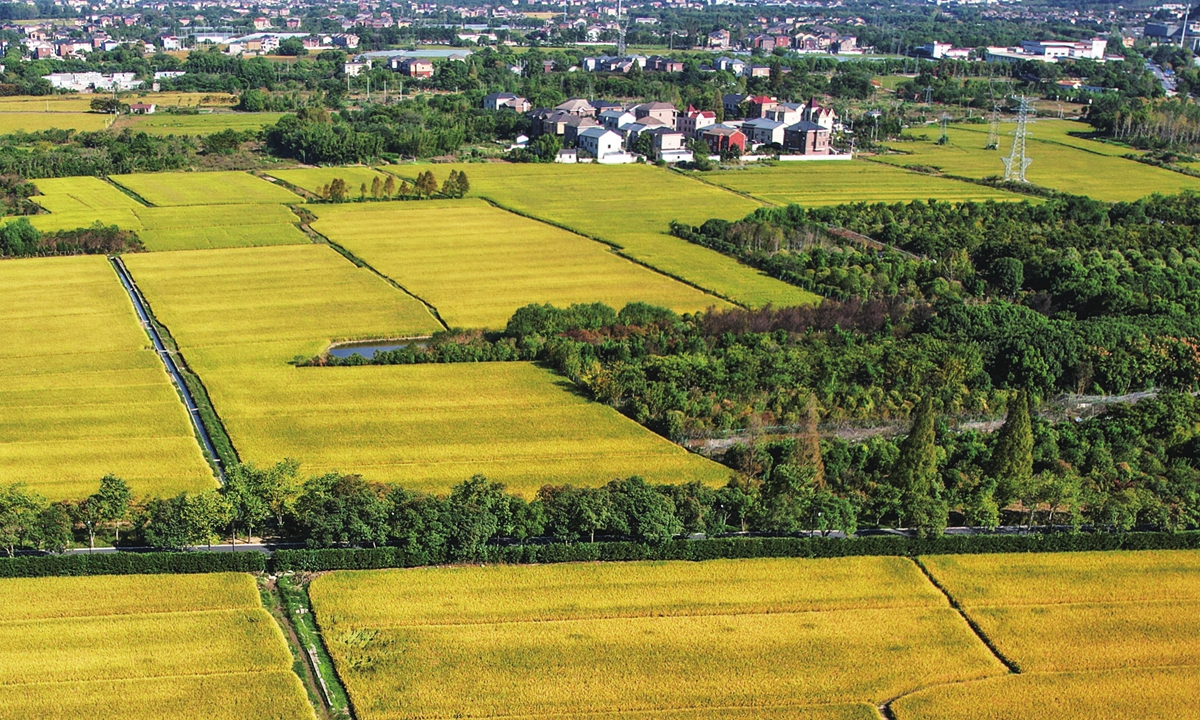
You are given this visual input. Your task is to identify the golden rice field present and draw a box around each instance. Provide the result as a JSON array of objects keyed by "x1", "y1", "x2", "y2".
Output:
[
  {"x1": 893, "y1": 550, "x2": 1200, "y2": 719},
  {"x1": 700, "y1": 158, "x2": 1022, "y2": 206},
  {"x1": 124, "y1": 244, "x2": 725, "y2": 495},
  {"x1": 110, "y1": 170, "x2": 302, "y2": 206},
  {"x1": 922, "y1": 550, "x2": 1200, "y2": 673},
  {"x1": 0, "y1": 93, "x2": 236, "y2": 113},
  {"x1": 0, "y1": 255, "x2": 213, "y2": 500},
  {"x1": 309, "y1": 199, "x2": 728, "y2": 328},
  {"x1": 28, "y1": 176, "x2": 310, "y2": 250},
  {"x1": 309, "y1": 557, "x2": 1003, "y2": 720},
  {"x1": 0, "y1": 112, "x2": 111, "y2": 133},
  {"x1": 268, "y1": 166, "x2": 394, "y2": 195},
  {"x1": 126, "y1": 111, "x2": 286, "y2": 136},
  {"x1": 892, "y1": 666, "x2": 1200, "y2": 720},
  {"x1": 880, "y1": 120, "x2": 1200, "y2": 202},
  {"x1": 391, "y1": 163, "x2": 816, "y2": 307},
  {"x1": 702, "y1": 160, "x2": 1023, "y2": 207},
  {"x1": 0, "y1": 573, "x2": 313, "y2": 720}
]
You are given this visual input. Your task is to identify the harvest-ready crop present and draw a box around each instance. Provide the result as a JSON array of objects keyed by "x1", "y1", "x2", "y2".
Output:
[
  {"x1": 386, "y1": 162, "x2": 814, "y2": 307},
  {"x1": 309, "y1": 557, "x2": 1004, "y2": 720},
  {"x1": 310, "y1": 198, "x2": 726, "y2": 328},
  {"x1": 0, "y1": 255, "x2": 213, "y2": 499},
  {"x1": 111, "y1": 170, "x2": 302, "y2": 206},
  {"x1": 0, "y1": 572, "x2": 313, "y2": 720}
]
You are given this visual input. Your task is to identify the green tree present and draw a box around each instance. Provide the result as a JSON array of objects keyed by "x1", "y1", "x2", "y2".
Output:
[
  {"x1": 69, "y1": 495, "x2": 105, "y2": 552},
  {"x1": 990, "y1": 389, "x2": 1034, "y2": 507},
  {"x1": 33, "y1": 503, "x2": 72, "y2": 553},
  {"x1": 383, "y1": 174, "x2": 396, "y2": 197},
  {"x1": 222, "y1": 463, "x2": 273, "y2": 545},
  {"x1": 293, "y1": 472, "x2": 390, "y2": 548},
  {"x1": 605, "y1": 476, "x2": 681, "y2": 544},
  {"x1": 185, "y1": 490, "x2": 232, "y2": 550},
  {"x1": 891, "y1": 398, "x2": 947, "y2": 536},
  {"x1": 0, "y1": 483, "x2": 44, "y2": 556},
  {"x1": 95, "y1": 474, "x2": 131, "y2": 543}
]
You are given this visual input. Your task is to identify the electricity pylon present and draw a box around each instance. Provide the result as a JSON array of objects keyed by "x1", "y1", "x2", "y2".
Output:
[{"x1": 1002, "y1": 95, "x2": 1033, "y2": 183}]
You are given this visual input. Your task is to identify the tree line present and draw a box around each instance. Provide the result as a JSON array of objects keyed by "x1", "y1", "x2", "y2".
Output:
[
  {"x1": 0, "y1": 220, "x2": 141, "y2": 258},
  {"x1": 314, "y1": 169, "x2": 468, "y2": 203}
]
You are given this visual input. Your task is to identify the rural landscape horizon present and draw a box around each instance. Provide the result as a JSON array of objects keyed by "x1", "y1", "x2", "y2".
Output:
[{"x1": 1, "y1": 0, "x2": 1199, "y2": 717}]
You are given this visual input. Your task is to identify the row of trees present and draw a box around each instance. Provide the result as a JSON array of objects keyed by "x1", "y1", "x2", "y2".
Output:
[
  {"x1": 4, "y1": 379, "x2": 1193, "y2": 556},
  {"x1": 314, "y1": 170, "x2": 469, "y2": 203},
  {"x1": 0, "y1": 220, "x2": 142, "y2": 258}
]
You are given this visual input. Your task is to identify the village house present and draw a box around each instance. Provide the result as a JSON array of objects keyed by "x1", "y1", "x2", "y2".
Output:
[
  {"x1": 129, "y1": 102, "x2": 156, "y2": 115},
  {"x1": 783, "y1": 120, "x2": 832, "y2": 155},
  {"x1": 632, "y1": 101, "x2": 677, "y2": 125},
  {"x1": 676, "y1": 107, "x2": 716, "y2": 136},
  {"x1": 699, "y1": 125, "x2": 747, "y2": 155},
  {"x1": 483, "y1": 92, "x2": 530, "y2": 112},
  {"x1": 600, "y1": 108, "x2": 636, "y2": 130},
  {"x1": 741, "y1": 117, "x2": 786, "y2": 147},
  {"x1": 577, "y1": 126, "x2": 624, "y2": 160},
  {"x1": 765, "y1": 102, "x2": 804, "y2": 125}
]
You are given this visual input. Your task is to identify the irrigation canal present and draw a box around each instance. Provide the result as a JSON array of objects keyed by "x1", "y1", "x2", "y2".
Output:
[{"x1": 110, "y1": 256, "x2": 225, "y2": 483}]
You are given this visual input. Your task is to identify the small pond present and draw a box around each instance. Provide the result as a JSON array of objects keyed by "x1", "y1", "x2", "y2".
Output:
[{"x1": 327, "y1": 338, "x2": 429, "y2": 359}]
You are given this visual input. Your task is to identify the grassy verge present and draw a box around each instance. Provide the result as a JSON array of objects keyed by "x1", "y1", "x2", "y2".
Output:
[{"x1": 278, "y1": 574, "x2": 354, "y2": 719}]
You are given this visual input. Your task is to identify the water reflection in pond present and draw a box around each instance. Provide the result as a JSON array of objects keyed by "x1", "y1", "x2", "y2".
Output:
[{"x1": 328, "y1": 339, "x2": 429, "y2": 359}]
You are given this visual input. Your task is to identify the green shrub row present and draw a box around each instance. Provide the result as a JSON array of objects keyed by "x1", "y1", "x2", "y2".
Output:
[
  {"x1": 4, "y1": 531, "x2": 1197, "y2": 578},
  {"x1": 0, "y1": 550, "x2": 265, "y2": 578},
  {"x1": 270, "y1": 530, "x2": 1200, "y2": 572}
]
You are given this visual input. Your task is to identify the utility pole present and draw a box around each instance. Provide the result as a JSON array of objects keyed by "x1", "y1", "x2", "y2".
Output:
[
  {"x1": 1182, "y1": 4, "x2": 1191, "y2": 50},
  {"x1": 986, "y1": 101, "x2": 1000, "y2": 150},
  {"x1": 1002, "y1": 95, "x2": 1033, "y2": 183},
  {"x1": 617, "y1": 0, "x2": 626, "y2": 56}
]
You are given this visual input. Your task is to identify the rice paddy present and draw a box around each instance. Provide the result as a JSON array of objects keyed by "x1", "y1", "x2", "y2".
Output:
[
  {"x1": 879, "y1": 120, "x2": 1200, "y2": 202},
  {"x1": 0, "y1": 112, "x2": 111, "y2": 133},
  {"x1": 308, "y1": 557, "x2": 1003, "y2": 720},
  {"x1": 0, "y1": 573, "x2": 313, "y2": 720},
  {"x1": 388, "y1": 163, "x2": 817, "y2": 307},
  {"x1": 0, "y1": 255, "x2": 214, "y2": 500},
  {"x1": 892, "y1": 550, "x2": 1200, "y2": 719},
  {"x1": 309, "y1": 199, "x2": 728, "y2": 328},
  {"x1": 28, "y1": 175, "x2": 310, "y2": 250},
  {"x1": 123, "y1": 244, "x2": 725, "y2": 495},
  {"x1": 127, "y1": 111, "x2": 286, "y2": 136},
  {"x1": 702, "y1": 160, "x2": 1023, "y2": 206},
  {"x1": 268, "y1": 167, "x2": 394, "y2": 196},
  {"x1": 110, "y1": 170, "x2": 302, "y2": 206}
]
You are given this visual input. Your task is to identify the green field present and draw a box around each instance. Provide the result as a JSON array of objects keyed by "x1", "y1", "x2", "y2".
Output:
[
  {"x1": 0, "y1": 255, "x2": 214, "y2": 500},
  {"x1": 0, "y1": 112, "x2": 111, "y2": 133},
  {"x1": 309, "y1": 557, "x2": 1002, "y2": 720},
  {"x1": 387, "y1": 163, "x2": 817, "y2": 307},
  {"x1": 28, "y1": 176, "x2": 310, "y2": 250},
  {"x1": 268, "y1": 167, "x2": 394, "y2": 196},
  {"x1": 891, "y1": 550, "x2": 1200, "y2": 719},
  {"x1": 309, "y1": 199, "x2": 728, "y2": 328},
  {"x1": 110, "y1": 171, "x2": 302, "y2": 206},
  {"x1": 124, "y1": 244, "x2": 726, "y2": 495},
  {"x1": 881, "y1": 120, "x2": 1200, "y2": 201},
  {"x1": 0, "y1": 573, "x2": 313, "y2": 720},
  {"x1": 128, "y1": 111, "x2": 285, "y2": 136},
  {"x1": 703, "y1": 160, "x2": 1023, "y2": 206}
]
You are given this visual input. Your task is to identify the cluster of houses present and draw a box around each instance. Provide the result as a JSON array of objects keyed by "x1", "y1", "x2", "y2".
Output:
[
  {"x1": 486, "y1": 92, "x2": 839, "y2": 164},
  {"x1": 705, "y1": 25, "x2": 860, "y2": 55}
]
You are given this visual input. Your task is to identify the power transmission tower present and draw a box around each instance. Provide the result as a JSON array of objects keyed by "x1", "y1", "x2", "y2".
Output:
[
  {"x1": 923, "y1": 86, "x2": 933, "y2": 105},
  {"x1": 1002, "y1": 95, "x2": 1033, "y2": 183},
  {"x1": 986, "y1": 103, "x2": 1000, "y2": 150},
  {"x1": 937, "y1": 113, "x2": 950, "y2": 145}
]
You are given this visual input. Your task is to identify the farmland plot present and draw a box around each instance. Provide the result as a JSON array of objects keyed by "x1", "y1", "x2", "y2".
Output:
[
  {"x1": 27, "y1": 176, "x2": 309, "y2": 250},
  {"x1": 128, "y1": 111, "x2": 286, "y2": 136},
  {"x1": 703, "y1": 160, "x2": 1022, "y2": 207},
  {"x1": 879, "y1": 122, "x2": 1200, "y2": 202},
  {"x1": 0, "y1": 573, "x2": 314, "y2": 720},
  {"x1": 124, "y1": 245, "x2": 725, "y2": 495},
  {"x1": 309, "y1": 199, "x2": 727, "y2": 328},
  {"x1": 110, "y1": 170, "x2": 302, "y2": 206},
  {"x1": 892, "y1": 550, "x2": 1200, "y2": 719},
  {"x1": 268, "y1": 167, "x2": 394, "y2": 196},
  {"x1": 0, "y1": 256, "x2": 213, "y2": 500},
  {"x1": 387, "y1": 162, "x2": 817, "y2": 307},
  {"x1": 0, "y1": 112, "x2": 110, "y2": 133},
  {"x1": 309, "y1": 557, "x2": 1003, "y2": 720}
]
